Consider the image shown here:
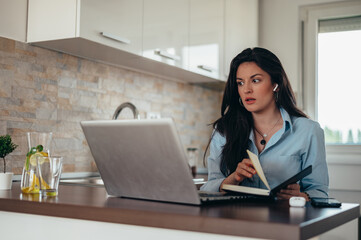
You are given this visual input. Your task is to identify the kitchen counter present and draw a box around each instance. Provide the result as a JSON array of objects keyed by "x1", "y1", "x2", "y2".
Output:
[{"x1": 0, "y1": 182, "x2": 359, "y2": 240}]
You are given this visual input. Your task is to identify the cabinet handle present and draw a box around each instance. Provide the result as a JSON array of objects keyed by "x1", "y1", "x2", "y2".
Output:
[
  {"x1": 197, "y1": 65, "x2": 214, "y2": 72},
  {"x1": 100, "y1": 32, "x2": 131, "y2": 45},
  {"x1": 154, "y1": 50, "x2": 180, "y2": 61}
]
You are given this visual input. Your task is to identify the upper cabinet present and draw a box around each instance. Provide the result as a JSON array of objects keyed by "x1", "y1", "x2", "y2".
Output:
[
  {"x1": 27, "y1": 0, "x2": 143, "y2": 55},
  {"x1": 189, "y1": 0, "x2": 224, "y2": 80},
  {"x1": 79, "y1": 0, "x2": 143, "y2": 55},
  {"x1": 0, "y1": 0, "x2": 28, "y2": 42},
  {"x1": 26, "y1": 0, "x2": 258, "y2": 88},
  {"x1": 27, "y1": 0, "x2": 77, "y2": 42},
  {"x1": 223, "y1": 0, "x2": 259, "y2": 79},
  {"x1": 142, "y1": 0, "x2": 189, "y2": 69}
]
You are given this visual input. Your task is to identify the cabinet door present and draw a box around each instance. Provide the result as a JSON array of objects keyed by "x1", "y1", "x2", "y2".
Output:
[
  {"x1": 27, "y1": 0, "x2": 77, "y2": 42},
  {"x1": 0, "y1": 0, "x2": 28, "y2": 42},
  {"x1": 80, "y1": 0, "x2": 143, "y2": 55},
  {"x1": 189, "y1": 0, "x2": 224, "y2": 79},
  {"x1": 224, "y1": 0, "x2": 258, "y2": 79},
  {"x1": 142, "y1": 0, "x2": 189, "y2": 69}
]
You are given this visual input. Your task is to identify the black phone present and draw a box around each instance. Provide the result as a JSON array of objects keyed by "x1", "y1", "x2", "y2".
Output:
[{"x1": 311, "y1": 198, "x2": 342, "y2": 208}]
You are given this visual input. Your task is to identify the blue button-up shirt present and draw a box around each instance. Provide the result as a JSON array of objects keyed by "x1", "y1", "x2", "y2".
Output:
[{"x1": 200, "y1": 108, "x2": 329, "y2": 198}]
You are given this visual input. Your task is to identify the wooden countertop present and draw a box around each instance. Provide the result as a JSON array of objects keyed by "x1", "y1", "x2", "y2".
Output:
[{"x1": 0, "y1": 182, "x2": 359, "y2": 240}]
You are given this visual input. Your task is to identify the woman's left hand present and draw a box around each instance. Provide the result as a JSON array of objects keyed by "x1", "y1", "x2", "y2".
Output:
[{"x1": 277, "y1": 183, "x2": 310, "y2": 201}]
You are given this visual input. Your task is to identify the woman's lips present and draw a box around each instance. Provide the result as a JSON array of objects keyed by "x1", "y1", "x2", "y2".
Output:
[{"x1": 245, "y1": 98, "x2": 256, "y2": 104}]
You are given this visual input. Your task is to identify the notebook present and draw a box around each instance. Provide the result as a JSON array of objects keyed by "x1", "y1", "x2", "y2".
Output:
[
  {"x1": 81, "y1": 118, "x2": 252, "y2": 205},
  {"x1": 222, "y1": 151, "x2": 312, "y2": 197}
]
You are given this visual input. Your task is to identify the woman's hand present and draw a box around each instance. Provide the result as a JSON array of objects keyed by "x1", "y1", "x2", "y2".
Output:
[
  {"x1": 277, "y1": 183, "x2": 310, "y2": 201},
  {"x1": 220, "y1": 158, "x2": 256, "y2": 190}
]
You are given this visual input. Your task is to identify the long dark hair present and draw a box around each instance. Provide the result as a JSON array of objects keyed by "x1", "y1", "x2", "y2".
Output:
[{"x1": 206, "y1": 47, "x2": 307, "y2": 176}]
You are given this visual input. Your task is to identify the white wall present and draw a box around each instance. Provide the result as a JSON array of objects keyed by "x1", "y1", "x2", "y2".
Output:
[
  {"x1": 258, "y1": 0, "x2": 349, "y2": 93},
  {"x1": 259, "y1": 1, "x2": 361, "y2": 239}
]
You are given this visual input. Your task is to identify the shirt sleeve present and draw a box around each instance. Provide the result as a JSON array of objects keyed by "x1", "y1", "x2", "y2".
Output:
[
  {"x1": 300, "y1": 121, "x2": 329, "y2": 198},
  {"x1": 200, "y1": 131, "x2": 226, "y2": 192}
]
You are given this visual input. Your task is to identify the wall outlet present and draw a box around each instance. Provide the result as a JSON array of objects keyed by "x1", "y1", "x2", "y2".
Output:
[{"x1": 146, "y1": 112, "x2": 161, "y2": 119}]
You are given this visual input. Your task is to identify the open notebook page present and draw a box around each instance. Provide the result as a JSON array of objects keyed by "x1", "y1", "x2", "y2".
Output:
[{"x1": 246, "y1": 150, "x2": 270, "y2": 190}]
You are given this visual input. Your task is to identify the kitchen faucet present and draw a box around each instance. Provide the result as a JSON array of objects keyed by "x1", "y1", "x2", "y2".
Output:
[{"x1": 112, "y1": 102, "x2": 140, "y2": 120}]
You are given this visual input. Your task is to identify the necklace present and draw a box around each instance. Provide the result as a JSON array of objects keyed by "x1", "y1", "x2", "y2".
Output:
[{"x1": 254, "y1": 116, "x2": 282, "y2": 146}]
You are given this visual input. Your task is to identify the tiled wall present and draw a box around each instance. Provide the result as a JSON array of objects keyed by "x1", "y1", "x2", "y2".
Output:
[{"x1": 0, "y1": 37, "x2": 222, "y2": 174}]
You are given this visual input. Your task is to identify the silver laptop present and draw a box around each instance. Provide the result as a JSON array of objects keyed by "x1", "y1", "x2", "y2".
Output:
[{"x1": 80, "y1": 118, "x2": 243, "y2": 205}]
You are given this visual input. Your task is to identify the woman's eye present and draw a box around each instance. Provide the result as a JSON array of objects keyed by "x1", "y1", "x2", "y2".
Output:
[
  {"x1": 237, "y1": 81, "x2": 244, "y2": 86},
  {"x1": 252, "y1": 79, "x2": 260, "y2": 83}
]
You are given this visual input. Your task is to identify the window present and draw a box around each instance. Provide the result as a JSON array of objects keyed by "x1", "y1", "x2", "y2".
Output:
[
  {"x1": 317, "y1": 16, "x2": 361, "y2": 144},
  {"x1": 301, "y1": 1, "x2": 361, "y2": 163}
]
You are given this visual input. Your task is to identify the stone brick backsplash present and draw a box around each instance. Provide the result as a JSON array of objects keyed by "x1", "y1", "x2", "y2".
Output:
[{"x1": 0, "y1": 37, "x2": 222, "y2": 174}]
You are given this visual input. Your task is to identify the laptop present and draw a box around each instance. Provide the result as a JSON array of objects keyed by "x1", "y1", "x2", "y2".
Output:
[{"x1": 81, "y1": 118, "x2": 250, "y2": 205}]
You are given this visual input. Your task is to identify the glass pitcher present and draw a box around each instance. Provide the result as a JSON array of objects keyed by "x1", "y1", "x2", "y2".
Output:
[{"x1": 21, "y1": 132, "x2": 52, "y2": 194}]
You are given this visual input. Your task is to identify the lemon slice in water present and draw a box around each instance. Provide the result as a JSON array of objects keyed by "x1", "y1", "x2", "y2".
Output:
[{"x1": 29, "y1": 152, "x2": 47, "y2": 166}]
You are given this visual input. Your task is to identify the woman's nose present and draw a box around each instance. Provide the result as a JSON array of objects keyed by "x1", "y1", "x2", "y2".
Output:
[{"x1": 243, "y1": 82, "x2": 252, "y2": 93}]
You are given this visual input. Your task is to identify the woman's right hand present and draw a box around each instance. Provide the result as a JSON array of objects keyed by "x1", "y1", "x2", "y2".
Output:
[{"x1": 220, "y1": 158, "x2": 256, "y2": 189}]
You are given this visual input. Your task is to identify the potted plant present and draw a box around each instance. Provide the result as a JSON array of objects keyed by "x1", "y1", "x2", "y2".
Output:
[{"x1": 0, "y1": 135, "x2": 18, "y2": 190}]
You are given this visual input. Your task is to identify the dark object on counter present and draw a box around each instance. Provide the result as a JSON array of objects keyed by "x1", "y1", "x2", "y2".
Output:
[
  {"x1": 187, "y1": 147, "x2": 198, "y2": 178},
  {"x1": 311, "y1": 198, "x2": 342, "y2": 208},
  {"x1": 190, "y1": 166, "x2": 197, "y2": 178}
]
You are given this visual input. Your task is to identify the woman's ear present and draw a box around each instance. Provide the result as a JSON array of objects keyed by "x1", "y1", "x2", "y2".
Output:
[{"x1": 273, "y1": 84, "x2": 279, "y2": 92}]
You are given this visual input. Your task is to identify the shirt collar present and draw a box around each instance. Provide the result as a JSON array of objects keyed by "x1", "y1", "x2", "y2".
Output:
[
  {"x1": 280, "y1": 107, "x2": 293, "y2": 134},
  {"x1": 248, "y1": 107, "x2": 293, "y2": 143}
]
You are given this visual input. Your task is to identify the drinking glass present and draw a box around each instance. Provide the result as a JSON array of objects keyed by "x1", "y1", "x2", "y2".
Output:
[
  {"x1": 37, "y1": 156, "x2": 63, "y2": 197},
  {"x1": 21, "y1": 132, "x2": 52, "y2": 194}
]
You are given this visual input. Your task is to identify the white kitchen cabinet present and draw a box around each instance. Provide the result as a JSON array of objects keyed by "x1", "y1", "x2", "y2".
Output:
[
  {"x1": 142, "y1": 0, "x2": 189, "y2": 69},
  {"x1": 80, "y1": 0, "x2": 143, "y2": 55},
  {"x1": 27, "y1": 0, "x2": 143, "y2": 55},
  {"x1": 223, "y1": 0, "x2": 259, "y2": 79},
  {"x1": 26, "y1": 0, "x2": 259, "y2": 88},
  {"x1": 0, "y1": 0, "x2": 27, "y2": 42},
  {"x1": 0, "y1": 211, "x2": 248, "y2": 240},
  {"x1": 189, "y1": 0, "x2": 224, "y2": 79}
]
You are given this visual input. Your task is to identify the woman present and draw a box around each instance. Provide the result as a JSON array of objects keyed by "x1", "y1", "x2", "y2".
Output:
[{"x1": 201, "y1": 48, "x2": 329, "y2": 200}]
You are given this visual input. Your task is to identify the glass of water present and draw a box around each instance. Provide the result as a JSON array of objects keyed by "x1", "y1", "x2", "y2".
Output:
[{"x1": 37, "y1": 156, "x2": 63, "y2": 197}]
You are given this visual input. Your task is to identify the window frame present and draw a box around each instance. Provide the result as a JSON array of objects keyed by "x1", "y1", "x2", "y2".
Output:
[{"x1": 300, "y1": 1, "x2": 361, "y2": 165}]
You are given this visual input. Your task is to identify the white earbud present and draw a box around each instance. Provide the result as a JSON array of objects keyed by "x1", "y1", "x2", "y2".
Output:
[
  {"x1": 273, "y1": 84, "x2": 278, "y2": 92},
  {"x1": 289, "y1": 196, "x2": 306, "y2": 207}
]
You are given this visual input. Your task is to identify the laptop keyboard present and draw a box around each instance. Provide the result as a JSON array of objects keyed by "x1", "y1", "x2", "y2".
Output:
[
  {"x1": 198, "y1": 191, "x2": 275, "y2": 203},
  {"x1": 198, "y1": 191, "x2": 251, "y2": 203}
]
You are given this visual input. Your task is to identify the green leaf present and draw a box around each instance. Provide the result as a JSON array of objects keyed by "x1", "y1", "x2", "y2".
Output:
[
  {"x1": 36, "y1": 145, "x2": 43, "y2": 152},
  {"x1": 0, "y1": 135, "x2": 18, "y2": 172},
  {"x1": 31, "y1": 147, "x2": 36, "y2": 153},
  {"x1": 0, "y1": 135, "x2": 18, "y2": 159}
]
